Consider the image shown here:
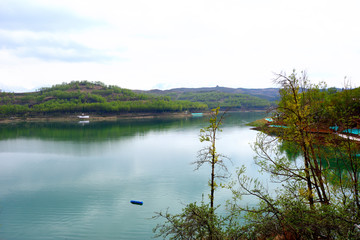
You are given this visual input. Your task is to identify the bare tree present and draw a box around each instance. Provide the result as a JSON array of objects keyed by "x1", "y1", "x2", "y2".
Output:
[{"x1": 193, "y1": 107, "x2": 229, "y2": 211}]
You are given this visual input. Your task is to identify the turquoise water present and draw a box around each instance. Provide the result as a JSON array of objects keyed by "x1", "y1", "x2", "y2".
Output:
[{"x1": 0, "y1": 112, "x2": 266, "y2": 239}]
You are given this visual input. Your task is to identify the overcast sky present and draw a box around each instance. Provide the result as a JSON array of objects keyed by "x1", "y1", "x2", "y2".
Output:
[{"x1": 0, "y1": 0, "x2": 359, "y2": 92}]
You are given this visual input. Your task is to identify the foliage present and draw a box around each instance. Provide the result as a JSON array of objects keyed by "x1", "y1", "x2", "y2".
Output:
[
  {"x1": 0, "y1": 81, "x2": 281, "y2": 118},
  {"x1": 154, "y1": 108, "x2": 233, "y2": 240},
  {"x1": 160, "y1": 91, "x2": 273, "y2": 110},
  {"x1": 230, "y1": 166, "x2": 360, "y2": 239},
  {"x1": 273, "y1": 71, "x2": 330, "y2": 207},
  {"x1": 153, "y1": 202, "x2": 228, "y2": 240},
  {"x1": 226, "y1": 71, "x2": 360, "y2": 239},
  {"x1": 143, "y1": 88, "x2": 274, "y2": 110},
  {"x1": 246, "y1": 118, "x2": 267, "y2": 128},
  {"x1": 194, "y1": 107, "x2": 229, "y2": 210},
  {"x1": 0, "y1": 81, "x2": 208, "y2": 117},
  {"x1": 153, "y1": 71, "x2": 360, "y2": 239}
]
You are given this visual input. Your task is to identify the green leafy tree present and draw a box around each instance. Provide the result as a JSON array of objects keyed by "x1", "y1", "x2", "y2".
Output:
[
  {"x1": 274, "y1": 70, "x2": 330, "y2": 207},
  {"x1": 226, "y1": 71, "x2": 360, "y2": 239}
]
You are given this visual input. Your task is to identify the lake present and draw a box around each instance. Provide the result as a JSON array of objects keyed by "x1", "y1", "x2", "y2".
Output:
[{"x1": 0, "y1": 112, "x2": 267, "y2": 240}]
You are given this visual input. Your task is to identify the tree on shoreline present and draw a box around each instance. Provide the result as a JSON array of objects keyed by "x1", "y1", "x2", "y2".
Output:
[
  {"x1": 227, "y1": 71, "x2": 360, "y2": 239},
  {"x1": 153, "y1": 108, "x2": 232, "y2": 240},
  {"x1": 153, "y1": 71, "x2": 360, "y2": 239},
  {"x1": 193, "y1": 107, "x2": 229, "y2": 211}
]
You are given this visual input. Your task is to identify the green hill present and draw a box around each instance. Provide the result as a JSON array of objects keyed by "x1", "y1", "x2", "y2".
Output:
[
  {"x1": 137, "y1": 86, "x2": 278, "y2": 110},
  {"x1": 0, "y1": 81, "x2": 207, "y2": 118}
]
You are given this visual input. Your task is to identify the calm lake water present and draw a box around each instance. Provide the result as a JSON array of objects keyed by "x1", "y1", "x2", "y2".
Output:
[{"x1": 0, "y1": 112, "x2": 267, "y2": 240}]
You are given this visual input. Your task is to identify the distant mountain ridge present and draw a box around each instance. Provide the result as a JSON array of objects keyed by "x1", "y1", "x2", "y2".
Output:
[{"x1": 136, "y1": 86, "x2": 280, "y2": 101}]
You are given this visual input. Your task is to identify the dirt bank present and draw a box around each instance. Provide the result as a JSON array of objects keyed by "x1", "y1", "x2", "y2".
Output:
[{"x1": 0, "y1": 112, "x2": 195, "y2": 124}]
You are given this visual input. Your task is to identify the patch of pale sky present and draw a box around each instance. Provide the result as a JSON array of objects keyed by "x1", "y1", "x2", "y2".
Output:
[{"x1": 0, "y1": 0, "x2": 359, "y2": 92}]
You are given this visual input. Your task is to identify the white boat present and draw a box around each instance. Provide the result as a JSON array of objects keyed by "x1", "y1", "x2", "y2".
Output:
[{"x1": 78, "y1": 114, "x2": 90, "y2": 119}]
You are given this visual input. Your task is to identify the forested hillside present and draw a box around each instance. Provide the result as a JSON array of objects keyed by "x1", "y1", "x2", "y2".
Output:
[
  {"x1": 0, "y1": 81, "x2": 207, "y2": 117},
  {"x1": 138, "y1": 86, "x2": 277, "y2": 110},
  {"x1": 139, "y1": 86, "x2": 280, "y2": 101},
  {"x1": 0, "y1": 81, "x2": 279, "y2": 118}
]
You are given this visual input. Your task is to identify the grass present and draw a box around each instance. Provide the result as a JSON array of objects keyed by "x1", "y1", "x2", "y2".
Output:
[{"x1": 246, "y1": 118, "x2": 267, "y2": 127}]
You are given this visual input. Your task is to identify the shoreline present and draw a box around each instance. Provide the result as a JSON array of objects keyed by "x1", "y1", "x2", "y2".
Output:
[
  {"x1": 0, "y1": 109, "x2": 267, "y2": 124},
  {"x1": 248, "y1": 118, "x2": 360, "y2": 144},
  {"x1": 0, "y1": 112, "x2": 193, "y2": 124}
]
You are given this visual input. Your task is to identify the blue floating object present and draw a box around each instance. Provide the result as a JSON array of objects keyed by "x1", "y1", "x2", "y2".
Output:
[
  {"x1": 330, "y1": 126, "x2": 339, "y2": 131},
  {"x1": 342, "y1": 129, "x2": 360, "y2": 135},
  {"x1": 191, "y1": 113, "x2": 203, "y2": 117},
  {"x1": 265, "y1": 118, "x2": 273, "y2": 122},
  {"x1": 130, "y1": 200, "x2": 143, "y2": 205},
  {"x1": 269, "y1": 125, "x2": 289, "y2": 128}
]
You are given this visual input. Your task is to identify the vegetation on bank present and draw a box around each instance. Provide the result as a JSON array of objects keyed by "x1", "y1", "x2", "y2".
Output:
[
  {"x1": 0, "y1": 81, "x2": 207, "y2": 118},
  {"x1": 0, "y1": 81, "x2": 277, "y2": 119},
  {"x1": 143, "y1": 89, "x2": 275, "y2": 110},
  {"x1": 240, "y1": 72, "x2": 360, "y2": 239},
  {"x1": 154, "y1": 108, "x2": 232, "y2": 240},
  {"x1": 248, "y1": 82, "x2": 360, "y2": 131},
  {"x1": 153, "y1": 71, "x2": 360, "y2": 239}
]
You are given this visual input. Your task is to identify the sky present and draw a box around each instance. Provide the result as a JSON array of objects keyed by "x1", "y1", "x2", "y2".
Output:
[{"x1": 0, "y1": 0, "x2": 359, "y2": 92}]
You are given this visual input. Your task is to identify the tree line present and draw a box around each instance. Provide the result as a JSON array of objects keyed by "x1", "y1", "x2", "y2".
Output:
[
  {"x1": 0, "y1": 81, "x2": 207, "y2": 117},
  {"x1": 153, "y1": 90, "x2": 274, "y2": 110}
]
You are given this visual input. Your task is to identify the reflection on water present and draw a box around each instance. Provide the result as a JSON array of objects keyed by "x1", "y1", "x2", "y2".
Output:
[{"x1": 0, "y1": 112, "x2": 266, "y2": 240}]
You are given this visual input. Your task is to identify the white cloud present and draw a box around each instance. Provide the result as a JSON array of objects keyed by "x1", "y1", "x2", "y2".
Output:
[{"x1": 0, "y1": 0, "x2": 360, "y2": 92}]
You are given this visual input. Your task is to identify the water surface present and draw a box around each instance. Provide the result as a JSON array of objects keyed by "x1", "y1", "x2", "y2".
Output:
[{"x1": 0, "y1": 112, "x2": 266, "y2": 239}]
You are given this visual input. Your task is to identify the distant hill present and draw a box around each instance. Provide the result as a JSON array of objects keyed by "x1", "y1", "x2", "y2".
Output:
[
  {"x1": 0, "y1": 82, "x2": 279, "y2": 119},
  {"x1": 0, "y1": 81, "x2": 207, "y2": 118},
  {"x1": 136, "y1": 86, "x2": 279, "y2": 110},
  {"x1": 137, "y1": 86, "x2": 280, "y2": 101}
]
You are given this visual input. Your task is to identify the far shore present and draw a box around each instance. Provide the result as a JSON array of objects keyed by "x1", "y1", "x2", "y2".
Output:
[
  {"x1": 0, "y1": 109, "x2": 267, "y2": 124},
  {"x1": 0, "y1": 112, "x2": 192, "y2": 124}
]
